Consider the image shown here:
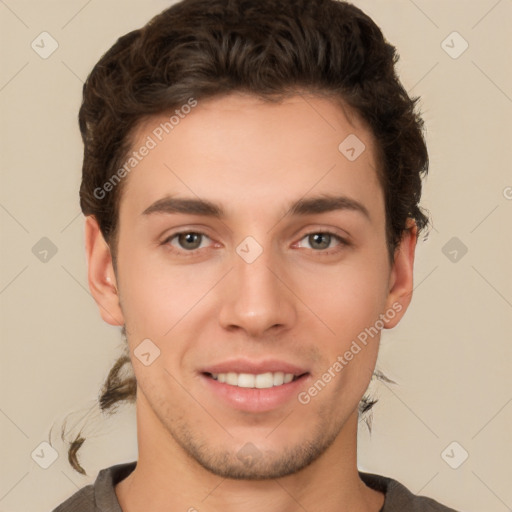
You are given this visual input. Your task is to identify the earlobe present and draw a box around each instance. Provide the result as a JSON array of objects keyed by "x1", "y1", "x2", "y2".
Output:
[
  {"x1": 383, "y1": 219, "x2": 417, "y2": 329},
  {"x1": 84, "y1": 216, "x2": 124, "y2": 326}
]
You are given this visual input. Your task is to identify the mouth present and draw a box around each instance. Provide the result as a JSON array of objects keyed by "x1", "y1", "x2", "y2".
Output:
[
  {"x1": 204, "y1": 371, "x2": 307, "y2": 389},
  {"x1": 199, "y1": 360, "x2": 310, "y2": 412}
]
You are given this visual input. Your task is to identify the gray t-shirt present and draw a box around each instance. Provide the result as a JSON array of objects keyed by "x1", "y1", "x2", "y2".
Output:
[{"x1": 52, "y1": 461, "x2": 459, "y2": 512}]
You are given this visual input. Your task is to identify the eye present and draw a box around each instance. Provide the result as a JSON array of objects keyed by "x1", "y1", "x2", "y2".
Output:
[
  {"x1": 161, "y1": 230, "x2": 348, "y2": 256},
  {"x1": 163, "y1": 231, "x2": 212, "y2": 252},
  {"x1": 296, "y1": 231, "x2": 348, "y2": 254}
]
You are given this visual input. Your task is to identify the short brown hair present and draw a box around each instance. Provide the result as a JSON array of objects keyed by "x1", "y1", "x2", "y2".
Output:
[{"x1": 79, "y1": 0, "x2": 429, "y2": 265}]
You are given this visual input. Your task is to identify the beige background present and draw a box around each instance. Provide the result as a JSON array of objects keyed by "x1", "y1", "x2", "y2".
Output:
[{"x1": 1, "y1": 1, "x2": 511, "y2": 511}]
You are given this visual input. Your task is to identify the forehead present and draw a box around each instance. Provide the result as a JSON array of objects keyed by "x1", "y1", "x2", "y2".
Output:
[{"x1": 119, "y1": 92, "x2": 382, "y2": 222}]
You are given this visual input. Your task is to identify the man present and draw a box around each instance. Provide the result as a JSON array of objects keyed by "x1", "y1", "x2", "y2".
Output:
[{"x1": 53, "y1": 0, "x2": 459, "y2": 510}]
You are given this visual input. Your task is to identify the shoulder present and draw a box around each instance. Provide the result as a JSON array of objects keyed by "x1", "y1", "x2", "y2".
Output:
[
  {"x1": 51, "y1": 461, "x2": 137, "y2": 512},
  {"x1": 359, "y1": 471, "x2": 460, "y2": 512},
  {"x1": 51, "y1": 484, "x2": 95, "y2": 512}
]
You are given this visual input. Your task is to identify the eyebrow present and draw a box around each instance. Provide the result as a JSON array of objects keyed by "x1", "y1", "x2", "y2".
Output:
[{"x1": 141, "y1": 194, "x2": 370, "y2": 221}]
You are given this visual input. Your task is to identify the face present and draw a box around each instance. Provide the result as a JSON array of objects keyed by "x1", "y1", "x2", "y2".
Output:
[{"x1": 86, "y1": 92, "x2": 415, "y2": 480}]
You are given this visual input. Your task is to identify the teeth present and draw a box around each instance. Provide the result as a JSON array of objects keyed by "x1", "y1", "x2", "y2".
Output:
[
  {"x1": 284, "y1": 373, "x2": 294, "y2": 384},
  {"x1": 226, "y1": 372, "x2": 238, "y2": 386},
  {"x1": 210, "y1": 371, "x2": 298, "y2": 388},
  {"x1": 273, "y1": 372, "x2": 284, "y2": 386},
  {"x1": 238, "y1": 373, "x2": 255, "y2": 388}
]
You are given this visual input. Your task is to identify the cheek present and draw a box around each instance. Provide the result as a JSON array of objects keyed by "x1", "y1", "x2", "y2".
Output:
[
  {"x1": 116, "y1": 241, "x2": 216, "y2": 331},
  {"x1": 296, "y1": 260, "x2": 389, "y2": 341}
]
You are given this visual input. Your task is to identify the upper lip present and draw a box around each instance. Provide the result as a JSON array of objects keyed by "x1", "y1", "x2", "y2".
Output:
[{"x1": 201, "y1": 359, "x2": 309, "y2": 376}]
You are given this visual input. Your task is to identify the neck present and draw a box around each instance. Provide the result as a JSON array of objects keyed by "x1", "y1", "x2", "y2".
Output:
[{"x1": 115, "y1": 394, "x2": 384, "y2": 512}]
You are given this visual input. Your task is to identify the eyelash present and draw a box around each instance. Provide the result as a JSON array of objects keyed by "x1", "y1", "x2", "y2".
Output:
[{"x1": 161, "y1": 230, "x2": 349, "y2": 257}]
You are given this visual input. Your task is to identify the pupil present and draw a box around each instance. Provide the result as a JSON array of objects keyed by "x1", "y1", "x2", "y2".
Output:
[
  {"x1": 310, "y1": 233, "x2": 330, "y2": 250},
  {"x1": 180, "y1": 233, "x2": 201, "y2": 249}
]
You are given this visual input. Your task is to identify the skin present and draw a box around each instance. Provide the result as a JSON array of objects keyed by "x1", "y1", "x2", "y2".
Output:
[{"x1": 85, "y1": 92, "x2": 417, "y2": 512}]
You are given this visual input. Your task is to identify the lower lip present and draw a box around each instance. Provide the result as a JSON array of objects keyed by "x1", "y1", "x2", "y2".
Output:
[{"x1": 200, "y1": 373, "x2": 309, "y2": 413}]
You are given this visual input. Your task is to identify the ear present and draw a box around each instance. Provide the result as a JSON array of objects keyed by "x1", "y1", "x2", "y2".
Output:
[
  {"x1": 84, "y1": 215, "x2": 125, "y2": 326},
  {"x1": 383, "y1": 219, "x2": 417, "y2": 329}
]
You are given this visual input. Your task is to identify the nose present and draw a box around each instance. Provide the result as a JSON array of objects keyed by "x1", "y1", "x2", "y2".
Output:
[{"x1": 218, "y1": 245, "x2": 297, "y2": 338}]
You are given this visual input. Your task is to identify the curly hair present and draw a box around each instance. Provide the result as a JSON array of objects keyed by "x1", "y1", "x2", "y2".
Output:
[{"x1": 62, "y1": 0, "x2": 429, "y2": 474}]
